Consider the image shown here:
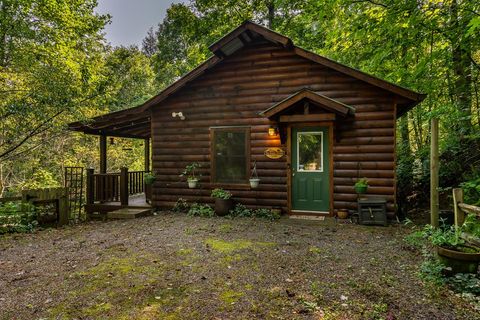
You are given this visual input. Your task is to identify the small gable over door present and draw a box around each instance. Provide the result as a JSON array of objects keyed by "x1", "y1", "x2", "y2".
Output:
[{"x1": 259, "y1": 88, "x2": 355, "y2": 122}]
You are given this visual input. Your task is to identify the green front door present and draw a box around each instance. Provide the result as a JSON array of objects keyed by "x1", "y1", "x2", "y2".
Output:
[{"x1": 291, "y1": 127, "x2": 330, "y2": 213}]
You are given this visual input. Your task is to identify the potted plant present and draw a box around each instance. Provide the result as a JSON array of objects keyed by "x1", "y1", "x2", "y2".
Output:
[
  {"x1": 211, "y1": 188, "x2": 233, "y2": 216},
  {"x1": 354, "y1": 178, "x2": 369, "y2": 194},
  {"x1": 425, "y1": 224, "x2": 480, "y2": 274},
  {"x1": 180, "y1": 162, "x2": 200, "y2": 188},
  {"x1": 144, "y1": 172, "x2": 156, "y2": 203},
  {"x1": 337, "y1": 210, "x2": 349, "y2": 219},
  {"x1": 249, "y1": 160, "x2": 260, "y2": 188}
]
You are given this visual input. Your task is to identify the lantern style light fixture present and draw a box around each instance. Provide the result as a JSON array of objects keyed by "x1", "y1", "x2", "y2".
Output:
[{"x1": 268, "y1": 126, "x2": 279, "y2": 136}]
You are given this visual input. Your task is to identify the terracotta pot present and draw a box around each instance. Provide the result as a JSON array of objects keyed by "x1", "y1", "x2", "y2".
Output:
[
  {"x1": 337, "y1": 210, "x2": 349, "y2": 219},
  {"x1": 215, "y1": 198, "x2": 234, "y2": 216},
  {"x1": 436, "y1": 245, "x2": 480, "y2": 274},
  {"x1": 188, "y1": 179, "x2": 198, "y2": 189}
]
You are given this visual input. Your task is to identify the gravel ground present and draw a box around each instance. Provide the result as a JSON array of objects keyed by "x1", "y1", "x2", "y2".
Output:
[{"x1": 0, "y1": 213, "x2": 477, "y2": 320}]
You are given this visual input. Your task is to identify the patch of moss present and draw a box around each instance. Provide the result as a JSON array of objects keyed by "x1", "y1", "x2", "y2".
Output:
[
  {"x1": 177, "y1": 248, "x2": 193, "y2": 255},
  {"x1": 205, "y1": 238, "x2": 276, "y2": 254},
  {"x1": 219, "y1": 289, "x2": 244, "y2": 304},
  {"x1": 218, "y1": 223, "x2": 233, "y2": 233},
  {"x1": 48, "y1": 251, "x2": 164, "y2": 319},
  {"x1": 309, "y1": 246, "x2": 322, "y2": 254}
]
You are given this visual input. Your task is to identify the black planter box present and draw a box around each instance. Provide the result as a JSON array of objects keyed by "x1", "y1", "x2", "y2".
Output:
[{"x1": 358, "y1": 199, "x2": 387, "y2": 226}]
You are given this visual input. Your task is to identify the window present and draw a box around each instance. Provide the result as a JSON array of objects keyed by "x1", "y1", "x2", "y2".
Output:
[
  {"x1": 297, "y1": 131, "x2": 323, "y2": 172},
  {"x1": 211, "y1": 127, "x2": 250, "y2": 184}
]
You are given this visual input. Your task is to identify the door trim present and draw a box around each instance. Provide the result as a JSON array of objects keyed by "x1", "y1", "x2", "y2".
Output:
[{"x1": 287, "y1": 122, "x2": 334, "y2": 216}]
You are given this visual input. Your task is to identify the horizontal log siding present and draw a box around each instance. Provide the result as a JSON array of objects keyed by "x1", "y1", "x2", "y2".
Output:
[{"x1": 151, "y1": 40, "x2": 396, "y2": 214}]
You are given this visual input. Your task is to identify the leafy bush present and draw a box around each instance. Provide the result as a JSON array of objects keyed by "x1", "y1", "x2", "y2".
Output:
[
  {"x1": 229, "y1": 203, "x2": 254, "y2": 218},
  {"x1": 446, "y1": 273, "x2": 480, "y2": 295},
  {"x1": 172, "y1": 198, "x2": 189, "y2": 213},
  {"x1": 187, "y1": 203, "x2": 214, "y2": 217},
  {"x1": 210, "y1": 188, "x2": 232, "y2": 200},
  {"x1": 463, "y1": 213, "x2": 480, "y2": 238},
  {"x1": 0, "y1": 202, "x2": 37, "y2": 234},
  {"x1": 461, "y1": 176, "x2": 480, "y2": 206},
  {"x1": 228, "y1": 204, "x2": 280, "y2": 220}
]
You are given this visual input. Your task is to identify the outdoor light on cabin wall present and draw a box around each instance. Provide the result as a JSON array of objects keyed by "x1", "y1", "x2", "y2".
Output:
[
  {"x1": 172, "y1": 111, "x2": 185, "y2": 120},
  {"x1": 268, "y1": 126, "x2": 279, "y2": 136}
]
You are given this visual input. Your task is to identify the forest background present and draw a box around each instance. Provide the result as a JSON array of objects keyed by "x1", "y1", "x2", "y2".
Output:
[{"x1": 1, "y1": 0, "x2": 479, "y2": 215}]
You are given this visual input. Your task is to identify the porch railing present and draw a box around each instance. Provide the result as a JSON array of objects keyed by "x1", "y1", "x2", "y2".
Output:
[{"x1": 86, "y1": 167, "x2": 149, "y2": 206}]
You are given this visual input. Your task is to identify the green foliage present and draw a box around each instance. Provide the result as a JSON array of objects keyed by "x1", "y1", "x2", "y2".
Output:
[
  {"x1": 187, "y1": 203, "x2": 214, "y2": 217},
  {"x1": 210, "y1": 188, "x2": 232, "y2": 200},
  {"x1": 180, "y1": 162, "x2": 201, "y2": 181},
  {"x1": 144, "y1": 172, "x2": 156, "y2": 185},
  {"x1": 446, "y1": 273, "x2": 480, "y2": 296},
  {"x1": 172, "y1": 198, "x2": 190, "y2": 213},
  {"x1": 422, "y1": 224, "x2": 464, "y2": 249},
  {"x1": 463, "y1": 214, "x2": 480, "y2": 238},
  {"x1": 461, "y1": 177, "x2": 480, "y2": 206},
  {"x1": 354, "y1": 178, "x2": 368, "y2": 188},
  {"x1": 0, "y1": 201, "x2": 37, "y2": 234},
  {"x1": 229, "y1": 203, "x2": 254, "y2": 218},
  {"x1": 228, "y1": 203, "x2": 280, "y2": 220}
]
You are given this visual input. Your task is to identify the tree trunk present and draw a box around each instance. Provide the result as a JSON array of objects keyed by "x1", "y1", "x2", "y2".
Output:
[
  {"x1": 450, "y1": 0, "x2": 472, "y2": 133},
  {"x1": 267, "y1": 1, "x2": 275, "y2": 29}
]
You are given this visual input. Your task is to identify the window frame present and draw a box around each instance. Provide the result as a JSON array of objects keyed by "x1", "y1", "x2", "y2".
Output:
[{"x1": 210, "y1": 126, "x2": 251, "y2": 187}]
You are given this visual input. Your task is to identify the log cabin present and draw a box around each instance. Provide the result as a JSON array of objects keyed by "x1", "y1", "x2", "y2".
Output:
[{"x1": 69, "y1": 21, "x2": 425, "y2": 219}]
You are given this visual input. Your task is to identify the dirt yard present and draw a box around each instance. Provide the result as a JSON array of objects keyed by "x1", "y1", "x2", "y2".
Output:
[{"x1": 0, "y1": 213, "x2": 477, "y2": 319}]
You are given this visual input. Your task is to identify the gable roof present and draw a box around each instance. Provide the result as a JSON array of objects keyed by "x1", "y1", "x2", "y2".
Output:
[
  {"x1": 260, "y1": 88, "x2": 355, "y2": 119},
  {"x1": 69, "y1": 20, "x2": 425, "y2": 137}
]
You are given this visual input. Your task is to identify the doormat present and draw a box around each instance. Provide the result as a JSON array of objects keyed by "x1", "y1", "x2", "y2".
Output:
[{"x1": 289, "y1": 215, "x2": 325, "y2": 221}]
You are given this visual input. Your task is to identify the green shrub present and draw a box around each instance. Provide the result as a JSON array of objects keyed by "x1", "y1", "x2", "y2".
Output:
[
  {"x1": 172, "y1": 198, "x2": 189, "y2": 213},
  {"x1": 229, "y1": 203, "x2": 254, "y2": 218},
  {"x1": 446, "y1": 273, "x2": 480, "y2": 295},
  {"x1": 461, "y1": 176, "x2": 480, "y2": 206},
  {"x1": 187, "y1": 203, "x2": 214, "y2": 217},
  {"x1": 0, "y1": 202, "x2": 37, "y2": 234},
  {"x1": 252, "y1": 208, "x2": 281, "y2": 220},
  {"x1": 210, "y1": 188, "x2": 232, "y2": 200},
  {"x1": 228, "y1": 204, "x2": 280, "y2": 220}
]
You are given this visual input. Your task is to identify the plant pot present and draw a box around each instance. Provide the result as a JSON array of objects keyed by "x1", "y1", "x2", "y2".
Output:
[
  {"x1": 249, "y1": 178, "x2": 260, "y2": 188},
  {"x1": 214, "y1": 198, "x2": 234, "y2": 216},
  {"x1": 188, "y1": 179, "x2": 198, "y2": 189},
  {"x1": 144, "y1": 183, "x2": 152, "y2": 203},
  {"x1": 355, "y1": 185, "x2": 368, "y2": 194},
  {"x1": 337, "y1": 210, "x2": 349, "y2": 219},
  {"x1": 436, "y1": 245, "x2": 480, "y2": 274}
]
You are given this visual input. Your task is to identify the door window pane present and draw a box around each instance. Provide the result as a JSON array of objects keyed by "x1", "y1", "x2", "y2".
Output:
[
  {"x1": 297, "y1": 132, "x2": 323, "y2": 172},
  {"x1": 212, "y1": 128, "x2": 249, "y2": 183}
]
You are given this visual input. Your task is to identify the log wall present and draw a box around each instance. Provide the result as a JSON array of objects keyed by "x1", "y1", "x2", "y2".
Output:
[{"x1": 150, "y1": 40, "x2": 397, "y2": 214}]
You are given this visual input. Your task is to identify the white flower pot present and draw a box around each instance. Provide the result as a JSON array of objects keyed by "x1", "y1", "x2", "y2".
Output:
[
  {"x1": 188, "y1": 179, "x2": 198, "y2": 189},
  {"x1": 249, "y1": 178, "x2": 260, "y2": 188}
]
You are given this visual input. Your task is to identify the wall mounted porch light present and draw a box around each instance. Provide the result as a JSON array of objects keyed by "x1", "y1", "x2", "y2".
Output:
[
  {"x1": 268, "y1": 125, "x2": 279, "y2": 136},
  {"x1": 172, "y1": 112, "x2": 185, "y2": 120}
]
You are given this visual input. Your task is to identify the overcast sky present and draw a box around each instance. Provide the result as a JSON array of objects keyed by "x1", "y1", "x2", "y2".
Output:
[{"x1": 95, "y1": 0, "x2": 188, "y2": 47}]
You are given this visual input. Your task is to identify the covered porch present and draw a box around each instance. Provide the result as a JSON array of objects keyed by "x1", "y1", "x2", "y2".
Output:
[{"x1": 68, "y1": 106, "x2": 152, "y2": 217}]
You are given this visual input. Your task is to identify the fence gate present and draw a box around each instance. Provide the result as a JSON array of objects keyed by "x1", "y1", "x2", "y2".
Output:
[{"x1": 65, "y1": 167, "x2": 84, "y2": 221}]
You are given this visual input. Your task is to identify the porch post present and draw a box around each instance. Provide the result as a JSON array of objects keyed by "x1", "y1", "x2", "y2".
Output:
[
  {"x1": 144, "y1": 138, "x2": 150, "y2": 172},
  {"x1": 99, "y1": 135, "x2": 107, "y2": 174},
  {"x1": 120, "y1": 167, "x2": 129, "y2": 206},
  {"x1": 86, "y1": 168, "x2": 94, "y2": 206}
]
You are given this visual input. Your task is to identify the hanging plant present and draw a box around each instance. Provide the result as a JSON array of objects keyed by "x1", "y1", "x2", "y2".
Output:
[{"x1": 250, "y1": 160, "x2": 260, "y2": 188}]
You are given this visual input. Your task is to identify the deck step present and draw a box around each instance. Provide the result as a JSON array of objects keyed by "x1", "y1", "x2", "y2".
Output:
[{"x1": 107, "y1": 208, "x2": 152, "y2": 219}]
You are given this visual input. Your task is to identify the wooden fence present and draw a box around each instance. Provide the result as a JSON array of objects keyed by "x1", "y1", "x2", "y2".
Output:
[{"x1": 452, "y1": 188, "x2": 480, "y2": 227}]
